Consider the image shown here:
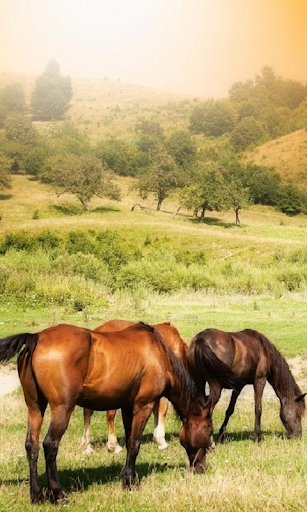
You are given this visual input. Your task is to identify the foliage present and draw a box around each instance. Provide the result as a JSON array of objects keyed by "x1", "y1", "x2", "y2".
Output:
[
  {"x1": 138, "y1": 152, "x2": 181, "y2": 210},
  {"x1": 276, "y1": 181, "x2": 307, "y2": 216},
  {"x1": 190, "y1": 99, "x2": 237, "y2": 136},
  {"x1": 0, "y1": 82, "x2": 26, "y2": 127},
  {"x1": 95, "y1": 137, "x2": 141, "y2": 176},
  {"x1": 40, "y1": 153, "x2": 121, "y2": 210},
  {"x1": 31, "y1": 60, "x2": 73, "y2": 120},
  {"x1": 230, "y1": 116, "x2": 269, "y2": 152},
  {"x1": 4, "y1": 114, "x2": 40, "y2": 146},
  {"x1": 165, "y1": 130, "x2": 197, "y2": 169},
  {"x1": 0, "y1": 154, "x2": 12, "y2": 190}
]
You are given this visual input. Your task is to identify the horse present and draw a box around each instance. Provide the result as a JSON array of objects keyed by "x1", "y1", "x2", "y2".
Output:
[
  {"x1": 0, "y1": 322, "x2": 212, "y2": 505},
  {"x1": 186, "y1": 328, "x2": 305, "y2": 443},
  {"x1": 81, "y1": 319, "x2": 188, "y2": 454}
]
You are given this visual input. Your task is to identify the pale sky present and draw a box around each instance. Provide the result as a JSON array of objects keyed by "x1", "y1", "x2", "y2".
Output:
[{"x1": 1, "y1": 0, "x2": 307, "y2": 97}]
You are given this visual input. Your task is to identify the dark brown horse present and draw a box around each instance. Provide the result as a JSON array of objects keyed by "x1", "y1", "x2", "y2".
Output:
[
  {"x1": 186, "y1": 328, "x2": 305, "y2": 442},
  {"x1": 81, "y1": 319, "x2": 188, "y2": 454},
  {"x1": 0, "y1": 322, "x2": 212, "y2": 505}
]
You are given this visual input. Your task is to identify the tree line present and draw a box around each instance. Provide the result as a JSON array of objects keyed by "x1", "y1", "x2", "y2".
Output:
[{"x1": 0, "y1": 62, "x2": 307, "y2": 222}]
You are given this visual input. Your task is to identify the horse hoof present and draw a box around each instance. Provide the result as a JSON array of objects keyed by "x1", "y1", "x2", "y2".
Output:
[
  {"x1": 107, "y1": 443, "x2": 123, "y2": 454},
  {"x1": 83, "y1": 444, "x2": 94, "y2": 455},
  {"x1": 158, "y1": 441, "x2": 168, "y2": 450}
]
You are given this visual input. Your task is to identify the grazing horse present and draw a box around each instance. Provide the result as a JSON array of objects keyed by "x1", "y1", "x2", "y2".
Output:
[
  {"x1": 81, "y1": 319, "x2": 188, "y2": 454},
  {"x1": 186, "y1": 328, "x2": 305, "y2": 442},
  {"x1": 0, "y1": 323, "x2": 212, "y2": 505}
]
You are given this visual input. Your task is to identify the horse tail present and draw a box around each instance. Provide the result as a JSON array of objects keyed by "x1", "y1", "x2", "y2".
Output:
[
  {"x1": 0, "y1": 332, "x2": 39, "y2": 366},
  {"x1": 192, "y1": 334, "x2": 240, "y2": 390}
]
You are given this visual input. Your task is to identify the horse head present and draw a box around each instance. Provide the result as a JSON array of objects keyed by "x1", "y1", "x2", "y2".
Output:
[
  {"x1": 280, "y1": 393, "x2": 306, "y2": 438},
  {"x1": 179, "y1": 400, "x2": 213, "y2": 474}
]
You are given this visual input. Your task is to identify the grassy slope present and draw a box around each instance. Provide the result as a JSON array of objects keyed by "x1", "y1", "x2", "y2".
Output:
[{"x1": 245, "y1": 129, "x2": 307, "y2": 185}]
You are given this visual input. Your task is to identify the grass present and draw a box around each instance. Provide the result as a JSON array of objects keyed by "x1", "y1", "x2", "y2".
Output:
[
  {"x1": 0, "y1": 389, "x2": 306, "y2": 512},
  {"x1": 1, "y1": 172, "x2": 307, "y2": 510}
]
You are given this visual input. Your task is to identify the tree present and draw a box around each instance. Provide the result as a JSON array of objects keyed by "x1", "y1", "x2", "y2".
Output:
[
  {"x1": 31, "y1": 60, "x2": 73, "y2": 120},
  {"x1": 40, "y1": 154, "x2": 121, "y2": 210},
  {"x1": 230, "y1": 116, "x2": 268, "y2": 152},
  {"x1": 0, "y1": 154, "x2": 12, "y2": 191},
  {"x1": 180, "y1": 166, "x2": 227, "y2": 219},
  {"x1": 165, "y1": 130, "x2": 197, "y2": 169},
  {"x1": 0, "y1": 83, "x2": 26, "y2": 126},
  {"x1": 190, "y1": 99, "x2": 237, "y2": 136},
  {"x1": 138, "y1": 152, "x2": 181, "y2": 211},
  {"x1": 222, "y1": 167, "x2": 251, "y2": 225}
]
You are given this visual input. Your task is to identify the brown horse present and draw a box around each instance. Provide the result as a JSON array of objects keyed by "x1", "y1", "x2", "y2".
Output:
[
  {"x1": 187, "y1": 328, "x2": 305, "y2": 442},
  {"x1": 0, "y1": 322, "x2": 212, "y2": 505},
  {"x1": 81, "y1": 319, "x2": 188, "y2": 454}
]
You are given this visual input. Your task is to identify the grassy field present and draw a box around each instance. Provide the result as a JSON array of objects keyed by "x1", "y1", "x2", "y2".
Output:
[{"x1": 1, "y1": 173, "x2": 307, "y2": 511}]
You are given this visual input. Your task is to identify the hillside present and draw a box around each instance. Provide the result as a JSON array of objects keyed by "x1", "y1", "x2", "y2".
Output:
[
  {"x1": 245, "y1": 129, "x2": 307, "y2": 185},
  {"x1": 0, "y1": 72, "x2": 196, "y2": 141}
]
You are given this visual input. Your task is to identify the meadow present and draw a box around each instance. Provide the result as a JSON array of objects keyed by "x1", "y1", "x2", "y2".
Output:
[{"x1": 0, "y1": 173, "x2": 307, "y2": 511}]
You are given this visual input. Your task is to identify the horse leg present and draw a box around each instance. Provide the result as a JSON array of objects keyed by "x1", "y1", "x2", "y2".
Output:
[
  {"x1": 81, "y1": 408, "x2": 94, "y2": 454},
  {"x1": 121, "y1": 402, "x2": 155, "y2": 490},
  {"x1": 207, "y1": 382, "x2": 223, "y2": 450},
  {"x1": 43, "y1": 405, "x2": 74, "y2": 504},
  {"x1": 253, "y1": 377, "x2": 266, "y2": 442},
  {"x1": 25, "y1": 401, "x2": 47, "y2": 504},
  {"x1": 106, "y1": 409, "x2": 122, "y2": 453},
  {"x1": 217, "y1": 388, "x2": 242, "y2": 443},
  {"x1": 153, "y1": 397, "x2": 169, "y2": 450}
]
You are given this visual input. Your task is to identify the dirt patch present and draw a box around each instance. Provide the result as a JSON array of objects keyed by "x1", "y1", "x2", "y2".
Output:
[{"x1": 0, "y1": 364, "x2": 20, "y2": 397}]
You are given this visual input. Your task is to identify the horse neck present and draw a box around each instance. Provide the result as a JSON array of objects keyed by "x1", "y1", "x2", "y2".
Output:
[
  {"x1": 166, "y1": 374, "x2": 203, "y2": 421},
  {"x1": 265, "y1": 344, "x2": 300, "y2": 402}
]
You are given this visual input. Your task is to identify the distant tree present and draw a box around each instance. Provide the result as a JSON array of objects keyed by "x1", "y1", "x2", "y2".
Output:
[
  {"x1": 138, "y1": 152, "x2": 181, "y2": 210},
  {"x1": 40, "y1": 154, "x2": 121, "y2": 210},
  {"x1": 180, "y1": 166, "x2": 227, "y2": 219},
  {"x1": 31, "y1": 60, "x2": 73, "y2": 120},
  {"x1": 190, "y1": 99, "x2": 237, "y2": 136},
  {"x1": 0, "y1": 154, "x2": 12, "y2": 190},
  {"x1": 242, "y1": 164, "x2": 282, "y2": 206},
  {"x1": 230, "y1": 116, "x2": 268, "y2": 152},
  {"x1": 165, "y1": 130, "x2": 197, "y2": 169},
  {"x1": 0, "y1": 83, "x2": 26, "y2": 126},
  {"x1": 135, "y1": 118, "x2": 164, "y2": 138},
  {"x1": 95, "y1": 138, "x2": 141, "y2": 176},
  {"x1": 222, "y1": 167, "x2": 251, "y2": 225},
  {"x1": 276, "y1": 181, "x2": 306, "y2": 216},
  {"x1": 4, "y1": 114, "x2": 39, "y2": 146}
]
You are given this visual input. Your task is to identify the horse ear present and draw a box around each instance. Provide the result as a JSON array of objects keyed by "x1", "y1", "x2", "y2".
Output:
[{"x1": 295, "y1": 393, "x2": 306, "y2": 402}]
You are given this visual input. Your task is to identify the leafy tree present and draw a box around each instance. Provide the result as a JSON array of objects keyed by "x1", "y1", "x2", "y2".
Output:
[
  {"x1": 165, "y1": 130, "x2": 197, "y2": 169},
  {"x1": 138, "y1": 152, "x2": 181, "y2": 211},
  {"x1": 190, "y1": 99, "x2": 237, "y2": 136},
  {"x1": 4, "y1": 114, "x2": 39, "y2": 146},
  {"x1": 31, "y1": 60, "x2": 73, "y2": 120},
  {"x1": 0, "y1": 83, "x2": 26, "y2": 126},
  {"x1": 222, "y1": 167, "x2": 251, "y2": 225},
  {"x1": 230, "y1": 116, "x2": 268, "y2": 152},
  {"x1": 0, "y1": 115, "x2": 43, "y2": 174},
  {"x1": 276, "y1": 181, "x2": 306, "y2": 216},
  {"x1": 95, "y1": 138, "x2": 141, "y2": 176},
  {"x1": 0, "y1": 154, "x2": 12, "y2": 190},
  {"x1": 40, "y1": 154, "x2": 121, "y2": 210},
  {"x1": 180, "y1": 166, "x2": 227, "y2": 219},
  {"x1": 241, "y1": 164, "x2": 282, "y2": 206}
]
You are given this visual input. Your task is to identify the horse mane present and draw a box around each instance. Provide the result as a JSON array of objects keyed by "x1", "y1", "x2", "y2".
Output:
[
  {"x1": 138, "y1": 323, "x2": 205, "y2": 416},
  {"x1": 243, "y1": 329, "x2": 305, "y2": 413}
]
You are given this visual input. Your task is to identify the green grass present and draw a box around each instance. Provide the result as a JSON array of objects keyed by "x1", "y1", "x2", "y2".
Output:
[
  {"x1": 0, "y1": 390, "x2": 306, "y2": 512},
  {"x1": 1, "y1": 173, "x2": 307, "y2": 511}
]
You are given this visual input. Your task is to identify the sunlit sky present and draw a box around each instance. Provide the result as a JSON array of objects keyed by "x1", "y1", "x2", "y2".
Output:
[{"x1": 1, "y1": 0, "x2": 307, "y2": 97}]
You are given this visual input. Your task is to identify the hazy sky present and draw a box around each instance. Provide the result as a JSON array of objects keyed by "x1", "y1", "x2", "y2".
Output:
[{"x1": 1, "y1": 0, "x2": 307, "y2": 97}]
